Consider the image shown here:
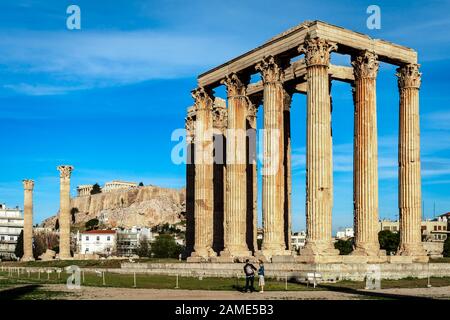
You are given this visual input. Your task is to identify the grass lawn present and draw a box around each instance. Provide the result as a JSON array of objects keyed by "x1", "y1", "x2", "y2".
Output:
[
  {"x1": 0, "y1": 258, "x2": 180, "y2": 269},
  {"x1": 2, "y1": 270, "x2": 450, "y2": 292}
]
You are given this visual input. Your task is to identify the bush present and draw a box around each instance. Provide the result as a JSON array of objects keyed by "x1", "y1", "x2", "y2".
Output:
[
  {"x1": 151, "y1": 234, "x2": 183, "y2": 259},
  {"x1": 378, "y1": 230, "x2": 400, "y2": 254},
  {"x1": 334, "y1": 238, "x2": 353, "y2": 255},
  {"x1": 85, "y1": 218, "x2": 99, "y2": 231},
  {"x1": 444, "y1": 236, "x2": 450, "y2": 258},
  {"x1": 91, "y1": 183, "x2": 102, "y2": 195},
  {"x1": 14, "y1": 230, "x2": 24, "y2": 259}
]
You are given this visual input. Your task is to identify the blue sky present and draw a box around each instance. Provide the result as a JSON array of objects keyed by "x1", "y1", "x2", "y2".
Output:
[{"x1": 0, "y1": 0, "x2": 449, "y2": 233}]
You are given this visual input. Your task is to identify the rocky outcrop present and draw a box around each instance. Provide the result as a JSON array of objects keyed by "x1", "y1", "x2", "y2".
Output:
[{"x1": 41, "y1": 186, "x2": 186, "y2": 229}]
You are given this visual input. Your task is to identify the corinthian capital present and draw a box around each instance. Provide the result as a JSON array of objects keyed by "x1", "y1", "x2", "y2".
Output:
[
  {"x1": 396, "y1": 63, "x2": 421, "y2": 89},
  {"x1": 246, "y1": 102, "x2": 257, "y2": 123},
  {"x1": 191, "y1": 87, "x2": 214, "y2": 112},
  {"x1": 352, "y1": 50, "x2": 379, "y2": 79},
  {"x1": 23, "y1": 179, "x2": 34, "y2": 190},
  {"x1": 57, "y1": 165, "x2": 74, "y2": 179},
  {"x1": 255, "y1": 55, "x2": 285, "y2": 84},
  {"x1": 212, "y1": 98, "x2": 228, "y2": 131},
  {"x1": 298, "y1": 36, "x2": 337, "y2": 67},
  {"x1": 221, "y1": 73, "x2": 249, "y2": 98}
]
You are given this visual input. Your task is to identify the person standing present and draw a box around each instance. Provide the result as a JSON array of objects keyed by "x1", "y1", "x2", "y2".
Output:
[
  {"x1": 243, "y1": 259, "x2": 257, "y2": 293},
  {"x1": 258, "y1": 261, "x2": 265, "y2": 293}
]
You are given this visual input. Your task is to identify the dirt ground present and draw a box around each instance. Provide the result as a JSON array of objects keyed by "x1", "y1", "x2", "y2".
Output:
[{"x1": 41, "y1": 284, "x2": 450, "y2": 300}]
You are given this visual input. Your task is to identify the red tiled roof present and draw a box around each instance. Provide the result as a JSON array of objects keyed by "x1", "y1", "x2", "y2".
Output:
[{"x1": 81, "y1": 230, "x2": 116, "y2": 235}]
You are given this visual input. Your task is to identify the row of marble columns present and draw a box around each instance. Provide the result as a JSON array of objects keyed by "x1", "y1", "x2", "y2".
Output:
[
  {"x1": 21, "y1": 165, "x2": 74, "y2": 261},
  {"x1": 186, "y1": 36, "x2": 427, "y2": 262}
]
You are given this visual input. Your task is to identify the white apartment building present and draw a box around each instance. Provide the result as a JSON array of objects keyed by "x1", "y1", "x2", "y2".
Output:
[
  {"x1": 336, "y1": 228, "x2": 355, "y2": 240},
  {"x1": 78, "y1": 230, "x2": 116, "y2": 256},
  {"x1": 116, "y1": 226, "x2": 154, "y2": 257},
  {"x1": 0, "y1": 204, "x2": 23, "y2": 260},
  {"x1": 291, "y1": 231, "x2": 306, "y2": 251}
]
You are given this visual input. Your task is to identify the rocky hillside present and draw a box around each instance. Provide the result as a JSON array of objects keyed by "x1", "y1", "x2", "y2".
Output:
[{"x1": 41, "y1": 186, "x2": 186, "y2": 229}]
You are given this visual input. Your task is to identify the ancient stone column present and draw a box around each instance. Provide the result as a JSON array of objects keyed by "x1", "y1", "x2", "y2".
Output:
[
  {"x1": 298, "y1": 37, "x2": 339, "y2": 258},
  {"x1": 220, "y1": 73, "x2": 251, "y2": 258},
  {"x1": 22, "y1": 179, "x2": 35, "y2": 261},
  {"x1": 185, "y1": 108, "x2": 196, "y2": 256},
  {"x1": 57, "y1": 165, "x2": 74, "y2": 259},
  {"x1": 246, "y1": 101, "x2": 258, "y2": 253},
  {"x1": 396, "y1": 64, "x2": 428, "y2": 262},
  {"x1": 283, "y1": 91, "x2": 292, "y2": 251},
  {"x1": 256, "y1": 56, "x2": 289, "y2": 258},
  {"x1": 189, "y1": 87, "x2": 216, "y2": 260},
  {"x1": 351, "y1": 51, "x2": 383, "y2": 257},
  {"x1": 212, "y1": 98, "x2": 227, "y2": 254}
]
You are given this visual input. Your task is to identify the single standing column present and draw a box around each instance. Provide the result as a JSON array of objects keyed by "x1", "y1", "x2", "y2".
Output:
[
  {"x1": 22, "y1": 179, "x2": 35, "y2": 261},
  {"x1": 351, "y1": 51, "x2": 384, "y2": 257},
  {"x1": 396, "y1": 64, "x2": 428, "y2": 262},
  {"x1": 189, "y1": 87, "x2": 216, "y2": 260},
  {"x1": 299, "y1": 37, "x2": 339, "y2": 258},
  {"x1": 221, "y1": 73, "x2": 251, "y2": 258},
  {"x1": 57, "y1": 165, "x2": 74, "y2": 259},
  {"x1": 256, "y1": 56, "x2": 290, "y2": 258}
]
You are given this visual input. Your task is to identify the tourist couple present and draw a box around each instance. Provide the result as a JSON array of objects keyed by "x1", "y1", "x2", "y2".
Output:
[{"x1": 243, "y1": 259, "x2": 265, "y2": 293}]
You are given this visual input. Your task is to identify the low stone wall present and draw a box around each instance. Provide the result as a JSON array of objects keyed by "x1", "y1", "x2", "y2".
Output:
[
  {"x1": 119, "y1": 262, "x2": 450, "y2": 281},
  {"x1": 3, "y1": 262, "x2": 450, "y2": 282}
]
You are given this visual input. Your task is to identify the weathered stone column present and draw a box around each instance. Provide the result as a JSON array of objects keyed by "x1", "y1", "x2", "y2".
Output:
[
  {"x1": 212, "y1": 98, "x2": 227, "y2": 254},
  {"x1": 396, "y1": 64, "x2": 428, "y2": 262},
  {"x1": 256, "y1": 56, "x2": 290, "y2": 258},
  {"x1": 246, "y1": 101, "x2": 258, "y2": 254},
  {"x1": 220, "y1": 73, "x2": 251, "y2": 258},
  {"x1": 189, "y1": 87, "x2": 216, "y2": 261},
  {"x1": 283, "y1": 91, "x2": 292, "y2": 251},
  {"x1": 351, "y1": 51, "x2": 384, "y2": 258},
  {"x1": 185, "y1": 108, "x2": 196, "y2": 257},
  {"x1": 22, "y1": 179, "x2": 35, "y2": 261},
  {"x1": 299, "y1": 37, "x2": 339, "y2": 259},
  {"x1": 57, "y1": 165, "x2": 74, "y2": 259}
]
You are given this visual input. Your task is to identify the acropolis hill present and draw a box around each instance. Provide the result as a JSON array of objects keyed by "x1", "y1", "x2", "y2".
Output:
[{"x1": 41, "y1": 185, "x2": 186, "y2": 230}]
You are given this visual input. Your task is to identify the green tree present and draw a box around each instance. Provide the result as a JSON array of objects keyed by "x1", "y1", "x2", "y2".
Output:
[
  {"x1": 378, "y1": 230, "x2": 400, "y2": 254},
  {"x1": 14, "y1": 230, "x2": 24, "y2": 259},
  {"x1": 54, "y1": 219, "x2": 59, "y2": 231},
  {"x1": 151, "y1": 234, "x2": 183, "y2": 258},
  {"x1": 444, "y1": 236, "x2": 450, "y2": 258},
  {"x1": 71, "y1": 207, "x2": 79, "y2": 224},
  {"x1": 85, "y1": 218, "x2": 99, "y2": 231},
  {"x1": 136, "y1": 236, "x2": 151, "y2": 257},
  {"x1": 334, "y1": 238, "x2": 353, "y2": 255},
  {"x1": 138, "y1": 182, "x2": 144, "y2": 187},
  {"x1": 33, "y1": 233, "x2": 47, "y2": 259},
  {"x1": 91, "y1": 183, "x2": 102, "y2": 195}
]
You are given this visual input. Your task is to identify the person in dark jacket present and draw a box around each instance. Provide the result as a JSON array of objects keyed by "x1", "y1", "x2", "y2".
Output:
[{"x1": 243, "y1": 259, "x2": 257, "y2": 292}]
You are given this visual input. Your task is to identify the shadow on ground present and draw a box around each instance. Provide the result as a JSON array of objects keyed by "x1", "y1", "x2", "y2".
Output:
[
  {"x1": 0, "y1": 285, "x2": 41, "y2": 300},
  {"x1": 318, "y1": 284, "x2": 435, "y2": 300}
]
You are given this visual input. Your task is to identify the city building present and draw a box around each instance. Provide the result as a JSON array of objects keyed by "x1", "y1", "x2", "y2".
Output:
[
  {"x1": 116, "y1": 226, "x2": 154, "y2": 257},
  {"x1": 336, "y1": 228, "x2": 355, "y2": 240},
  {"x1": 379, "y1": 219, "x2": 448, "y2": 242},
  {"x1": 78, "y1": 230, "x2": 116, "y2": 256},
  {"x1": 102, "y1": 181, "x2": 138, "y2": 193},
  {"x1": 0, "y1": 204, "x2": 23, "y2": 260},
  {"x1": 291, "y1": 231, "x2": 306, "y2": 251}
]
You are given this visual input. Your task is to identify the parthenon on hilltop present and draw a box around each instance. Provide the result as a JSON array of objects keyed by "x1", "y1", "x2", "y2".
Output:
[{"x1": 185, "y1": 21, "x2": 428, "y2": 264}]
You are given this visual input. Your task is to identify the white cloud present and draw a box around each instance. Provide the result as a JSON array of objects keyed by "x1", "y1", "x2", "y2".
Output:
[{"x1": 0, "y1": 30, "x2": 248, "y2": 95}]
